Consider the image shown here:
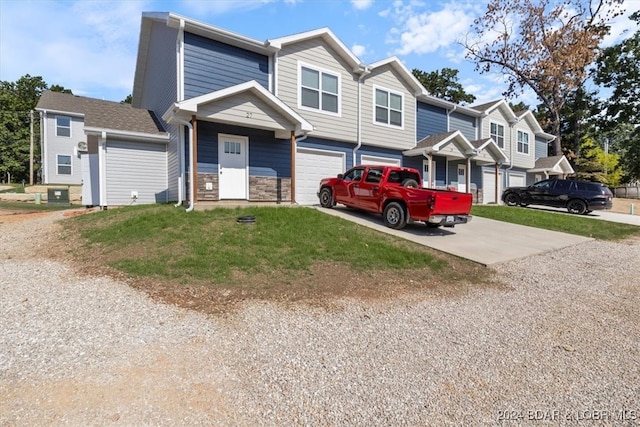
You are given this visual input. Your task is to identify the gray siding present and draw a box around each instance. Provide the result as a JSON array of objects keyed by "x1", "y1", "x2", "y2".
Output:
[
  {"x1": 105, "y1": 140, "x2": 168, "y2": 205},
  {"x1": 535, "y1": 136, "x2": 549, "y2": 159},
  {"x1": 43, "y1": 113, "x2": 84, "y2": 185},
  {"x1": 416, "y1": 102, "x2": 447, "y2": 140},
  {"x1": 136, "y1": 21, "x2": 178, "y2": 201},
  {"x1": 450, "y1": 111, "x2": 476, "y2": 140},
  {"x1": 276, "y1": 38, "x2": 359, "y2": 143},
  {"x1": 184, "y1": 32, "x2": 269, "y2": 99},
  {"x1": 360, "y1": 65, "x2": 416, "y2": 150}
]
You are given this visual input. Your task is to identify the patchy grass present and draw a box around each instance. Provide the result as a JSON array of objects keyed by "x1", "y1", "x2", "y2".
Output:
[
  {"x1": 60, "y1": 204, "x2": 493, "y2": 313},
  {"x1": 472, "y1": 205, "x2": 640, "y2": 241},
  {"x1": 0, "y1": 201, "x2": 74, "y2": 211}
]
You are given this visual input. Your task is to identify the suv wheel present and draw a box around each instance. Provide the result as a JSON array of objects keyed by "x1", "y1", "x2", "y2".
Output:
[
  {"x1": 567, "y1": 199, "x2": 587, "y2": 215},
  {"x1": 504, "y1": 192, "x2": 521, "y2": 206}
]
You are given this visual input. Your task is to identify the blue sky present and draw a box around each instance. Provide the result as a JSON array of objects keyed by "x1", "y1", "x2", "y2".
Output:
[{"x1": 1, "y1": 0, "x2": 638, "y2": 107}]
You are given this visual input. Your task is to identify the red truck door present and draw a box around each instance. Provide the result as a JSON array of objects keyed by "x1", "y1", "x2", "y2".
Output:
[
  {"x1": 333, "y1": 167, "x2": 365, "y2": 206},
  {"x1": 356, "y1": 167, "x2": 385, "y2": 211}
]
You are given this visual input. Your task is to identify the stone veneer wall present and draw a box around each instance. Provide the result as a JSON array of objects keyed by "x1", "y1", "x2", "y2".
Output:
[
  {"x1": 249, "y1": 176, "x2": 291, "y2": 202},
  {"x1": 189, "y1": 174, "x2": 291, "y2": 202}
]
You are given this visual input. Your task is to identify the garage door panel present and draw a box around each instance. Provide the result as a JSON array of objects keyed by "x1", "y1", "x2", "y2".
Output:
[
  {"x1": 360, "y1": 155, "x2": 401, "y2": 166},
  {"x1": 296, "y1": 148, "x2": 345, "y2": 205},
  {"x1": 483, "y1": 170, "x2": 503, "y2": 204},
  {"x1": 508, "y1": 174, "x2": 526, "y2": 188}
]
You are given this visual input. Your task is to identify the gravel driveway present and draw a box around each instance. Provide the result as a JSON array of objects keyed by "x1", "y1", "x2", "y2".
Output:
[{"x1": 1, "y1": 211, "x2": 639, "y2": 426}]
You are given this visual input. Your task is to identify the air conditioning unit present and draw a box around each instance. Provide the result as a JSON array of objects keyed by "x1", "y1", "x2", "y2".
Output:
[{"x1": 77, "y1": 141, "x2": 88, "y2": 152}]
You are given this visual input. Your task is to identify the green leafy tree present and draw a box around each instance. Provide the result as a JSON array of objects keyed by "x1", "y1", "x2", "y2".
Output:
[
  {"x1": 0, "y1": 75, "x2": 48, "y2": 183},
  {"x1": 49, "y1": 84, "x2": 73, "y2": 94},
  {"x1": 593, "y1": 11, "x2": 640, "y2": 182},
  {"x1": 463, "y1": 0, "x2": 624, "y2": 155},
  {"x1": 412, "y1": 68, "x2": 476, "y2": 104},
  {"x1": 121, "y1": 94, "x2": 132, "y2": 104},
  {"x1": 575, "y1": 136, "x2": 621, "y2": 186}
]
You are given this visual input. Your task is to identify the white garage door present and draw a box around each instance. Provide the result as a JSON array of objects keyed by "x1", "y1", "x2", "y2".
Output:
[
  {"x1": 482, "y1": 170, "x2": 503, "y2": 204},
  {"x1": 508, "y1": 174, "x2": 526, "y2": 188},
  {"x1": 360, "y1": 155, "x2": 401, "y2": 166},
  {"x1": 296, "y1": 148, "x2": 345, "y2": 205}
]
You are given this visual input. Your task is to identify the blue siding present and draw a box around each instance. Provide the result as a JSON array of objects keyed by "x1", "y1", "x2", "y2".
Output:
[
  {"x1": 416, "y1": 102, "x2": 447, "y2": 140},
  {"x1": 194, "y1": 122, "x2": 289, "y2": 176},
  {"x1": 470, "y1": 164, "x2": 483, "y2": 188},
  {"x1": 434, "y1": 157, "x2": 447, "y2": 185},
  {"x1": 298, "y1": 138, "x2": 356, "y2": 170},
  {"x1": 183, "y1": 32, "x2": 269, "y2": 99},
  {"x1": 447, "y1": 160, "x2": 466, "y2": 185},
  {"x1": 357, "y1": 146, "x2": 403, "y2": 164},
  {"x1": 450, "y1": 111, "x2": 476, "y2": 140},
  {"x1": 403, "y1": 156, "x2": 423, "y2": 173},
  {"x1": 535, "y1": 136, "x2": 549, "y2": 159}
]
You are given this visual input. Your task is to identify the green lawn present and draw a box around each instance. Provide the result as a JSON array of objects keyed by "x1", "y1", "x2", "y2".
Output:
[
  {"x1": 471, "y1": 205, "x2": 640, "y2": 240},
  {"x1": 65, "y1": 205, "x2": 453, "y2": 285},
  {"x1": 0, "y1": 201, "x2": 76, "y2": 211}
]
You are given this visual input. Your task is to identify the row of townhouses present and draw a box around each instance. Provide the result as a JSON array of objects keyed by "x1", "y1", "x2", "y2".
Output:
[{"x1": 36, "y1": 11, "x2": 574, "y2": 208}]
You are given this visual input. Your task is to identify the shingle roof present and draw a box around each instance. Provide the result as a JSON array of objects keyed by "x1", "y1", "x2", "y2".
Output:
[
  {"x1": 533, "y1": 155, "x2": 565, "y2": 169},
  {"x1": 470, "y1": 99, "x2": 502, "y2": 111},
  {"x1": 415, "y1": 131, "x2": 458, "y2": 149},
  {"x1": 36, "y1": 91, "x2": 166, "y2": 136},
  {"x1": 470, "y1": 138, "x2": 492, "y2": 149}
]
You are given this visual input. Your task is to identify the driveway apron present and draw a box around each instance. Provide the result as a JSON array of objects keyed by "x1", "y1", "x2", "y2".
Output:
[{"x1": 316, "y1": 206, "x2": 593, "y2": 266}]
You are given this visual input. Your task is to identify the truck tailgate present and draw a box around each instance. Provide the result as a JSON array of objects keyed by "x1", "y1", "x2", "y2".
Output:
[{"x1": 432, "y1": 190, "x2": 473, "y2": 215}]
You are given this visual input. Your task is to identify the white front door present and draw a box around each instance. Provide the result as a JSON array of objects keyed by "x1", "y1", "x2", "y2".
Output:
[
  {"x1": 218, "y1": 134, "x2": 248, "y2": 199},
  {"x1": 422, "y1": 159, "x2": 430, "y2": 188},
  {"x1": 457, "y1": 165, "x2": 466, "y2": 192}
]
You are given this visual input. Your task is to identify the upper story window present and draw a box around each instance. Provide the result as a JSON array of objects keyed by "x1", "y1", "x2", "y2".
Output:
[
  {"x1": 517, "y1": 130, "x2": 530, "y2": 154},
  {"x1": 490, "y1": 122, "x2": 504, "y2": 148},
  {"x1": 374, "y1": 86, "x2": 403, "y2": 128},
  {"x1": 56, "y1": 116, "x2": 71, "y2": 137},
  {"x1": 299, "y1": 64, "x2": 339, "y2": 114},
  {"x1": 57, "y1": 154, "x2": 72, "y2": 175}
]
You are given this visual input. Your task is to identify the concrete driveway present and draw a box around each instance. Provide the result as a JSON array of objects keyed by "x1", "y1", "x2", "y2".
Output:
[{"x1": 317, "y1": 206, "x2": 592, "y2": 266}]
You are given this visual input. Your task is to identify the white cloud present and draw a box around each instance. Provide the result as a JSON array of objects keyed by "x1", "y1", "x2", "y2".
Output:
[
  {"x1": 351, "y1": 0, "x2": 373, "y2": 11},
  {"x1": 351, "y1": 44, "x2": 367, "y2": 58},
  {"x1": 385, "y1": 1, "x2": 479, "y2": 56},
  {"x1": 602, "y1": 1, "x2": 640, "y2": 47}
]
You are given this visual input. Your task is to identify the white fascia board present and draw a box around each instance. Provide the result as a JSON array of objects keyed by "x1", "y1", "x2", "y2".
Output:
[
  {"x1": 84, "y1": 126, "x2": 169, "y2": 143},
  {"x1": 432, "y1": 130, "x2": 475, "y2": 154},
  {"x1": 165, "y1": 12, "x2": 273, "y2": 54},
  {"x1": 34, "y1": 108, "x2": 84, "y2": 118},
  {"x1": 268, "y1": 27, "x2": 362, "y2": 71},
  {"x1": 368, "y1": 56, "x2": 426, "y2": 95}
]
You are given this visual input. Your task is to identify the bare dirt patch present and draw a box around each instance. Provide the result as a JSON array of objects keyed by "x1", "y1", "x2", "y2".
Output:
[{"x1": 612, "y1": 197, "x2": 639, "y2": 215}]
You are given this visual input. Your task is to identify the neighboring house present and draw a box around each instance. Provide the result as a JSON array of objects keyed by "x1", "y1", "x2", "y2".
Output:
[
  {"x1": 36, "y1": 91, "x2": 169, "y2": 206},
  {"x1": 39, "y1": 11, "x2": 570, "y2": 208}
]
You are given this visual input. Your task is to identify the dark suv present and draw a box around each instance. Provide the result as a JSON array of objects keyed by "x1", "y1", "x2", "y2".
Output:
[{"x1": 501, "y1": 179, "x2": 613, "y2": 215}]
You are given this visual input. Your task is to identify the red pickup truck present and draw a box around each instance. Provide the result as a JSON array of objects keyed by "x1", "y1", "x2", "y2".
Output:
[{"x1": 317, "y1": 165, "x2": 472, "y2": 230}]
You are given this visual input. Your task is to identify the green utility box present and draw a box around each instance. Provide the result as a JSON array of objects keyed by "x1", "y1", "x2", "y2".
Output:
[{"x1": 47, "y1": 188, "x2": 70, "y2": 206}]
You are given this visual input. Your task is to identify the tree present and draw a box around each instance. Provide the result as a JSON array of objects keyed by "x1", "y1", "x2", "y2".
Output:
[
  {"x1": 575, "y1": 136, "x2": 621, "y2": 186},
  {"x1": 49, "y1": 84, "x2": 73, "y2": 94},
  {"x1": 463, "y1": 0, "x2": 624, "y2": 155},
  {"x1": 0, "y1": 75, "x2": 48, "y2": 183},
  {"x1": 121, "y1": 94, "x2": 132, "y2": 104},
  {"x1": 593, "y1": 11, "x2": 640, "y2": 182},
  {"x1": 412, "y1": 68, "x2": 476, "y2": 104}
]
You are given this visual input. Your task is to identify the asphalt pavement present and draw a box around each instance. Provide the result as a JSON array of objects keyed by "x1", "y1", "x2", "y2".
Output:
[{"x1": 317, "y1": 206, "x2": 594, "y2": 266}]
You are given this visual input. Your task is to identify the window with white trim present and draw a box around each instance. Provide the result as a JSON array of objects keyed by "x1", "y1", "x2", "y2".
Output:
[
  {"x1": 56, "y1": 116, "x2": 71, "y2": 137},
  {"x1": 490, "y1": 122, "x2": 504, "y2": 148},
  {"x1": 300, "y1": 65, "x2": 339, "y2": 114},
  {"x1": 517, "y1": 130, "x2": 530, "y2": 154},
  {"x1": 57, "y1": 154, "x2": 72, "y2": 175},
  {"x1": 374, "y1": 87, "x2": 403, "y2": 127}
]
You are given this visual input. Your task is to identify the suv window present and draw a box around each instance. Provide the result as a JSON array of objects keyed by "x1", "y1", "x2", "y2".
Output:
[
  {"x1": 553, "y1": 180, "x2": 573, "y2": 191},
  {"x1": 576, "y1": 182, "x2": 597, "y2": 192},
  {"x1": 532, "y1": 180, "x2": 552, "y2": 190}
]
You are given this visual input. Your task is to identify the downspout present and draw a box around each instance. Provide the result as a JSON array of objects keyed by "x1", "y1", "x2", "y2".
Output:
[
  {"x1": 40, "y1": 110, "x2": 47, "y2": 183},
  {"x1": 353, "y1": 65, "x2": 370, "y2": 166},
  {"x1": 174, "y1": 19, "x2": 186, "y2": 207},
  {"x1": 170, "y1": 113, "x2": 194, "y2": 212},
  {"x1": 98, "y1": 131, "x2": 107, "y2": 208},
  {"x1": 446, "y1": 104, "x2": 457, "y2": 131}
]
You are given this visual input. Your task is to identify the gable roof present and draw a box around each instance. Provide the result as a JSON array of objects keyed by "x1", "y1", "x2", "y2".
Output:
[
  {"x1": 470, "y1": 138, "x2": 509, "y2": 164},
  {"x1": 516, "y1": 110, "x2": 556, "y2": 140},
  {"x1": 163, "y1": 80, "x2": 313, "y2": 136},
  {"x1": 403, "y1": 130, "x2": 475, "y2": 158},
  {"x1": 472, "y1": 99, "x2": 518, "y2": 123},
  {"x1": 36, "y1": 91, "x2": 167, "y2": 138},
  {"x1": 528, "y1": 155, "x2": 575, "y2": 175},
  {"x1": 367, "y1": 57, "x2": 425, "y2": 95},
  {"x1": 268, "y1": 28, "x2": 364, "y2": 73}
]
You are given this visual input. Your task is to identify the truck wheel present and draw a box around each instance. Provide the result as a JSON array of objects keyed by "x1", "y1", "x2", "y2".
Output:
[
  {"x1": 402, "y1": 178, "x2": 419, "y2": 188},
  {"x1": 567, "y1": 199, "x2": 587, "y2": 215},
  {"x1": 319, "y1": 187, "x2": 334, "y2": 208},
  {"x1": 504, "y1": 192, "x2": 520, "y2": 206},
  {"x1": 383, "y1": 202, "x2": 407, "y2": 229}
]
